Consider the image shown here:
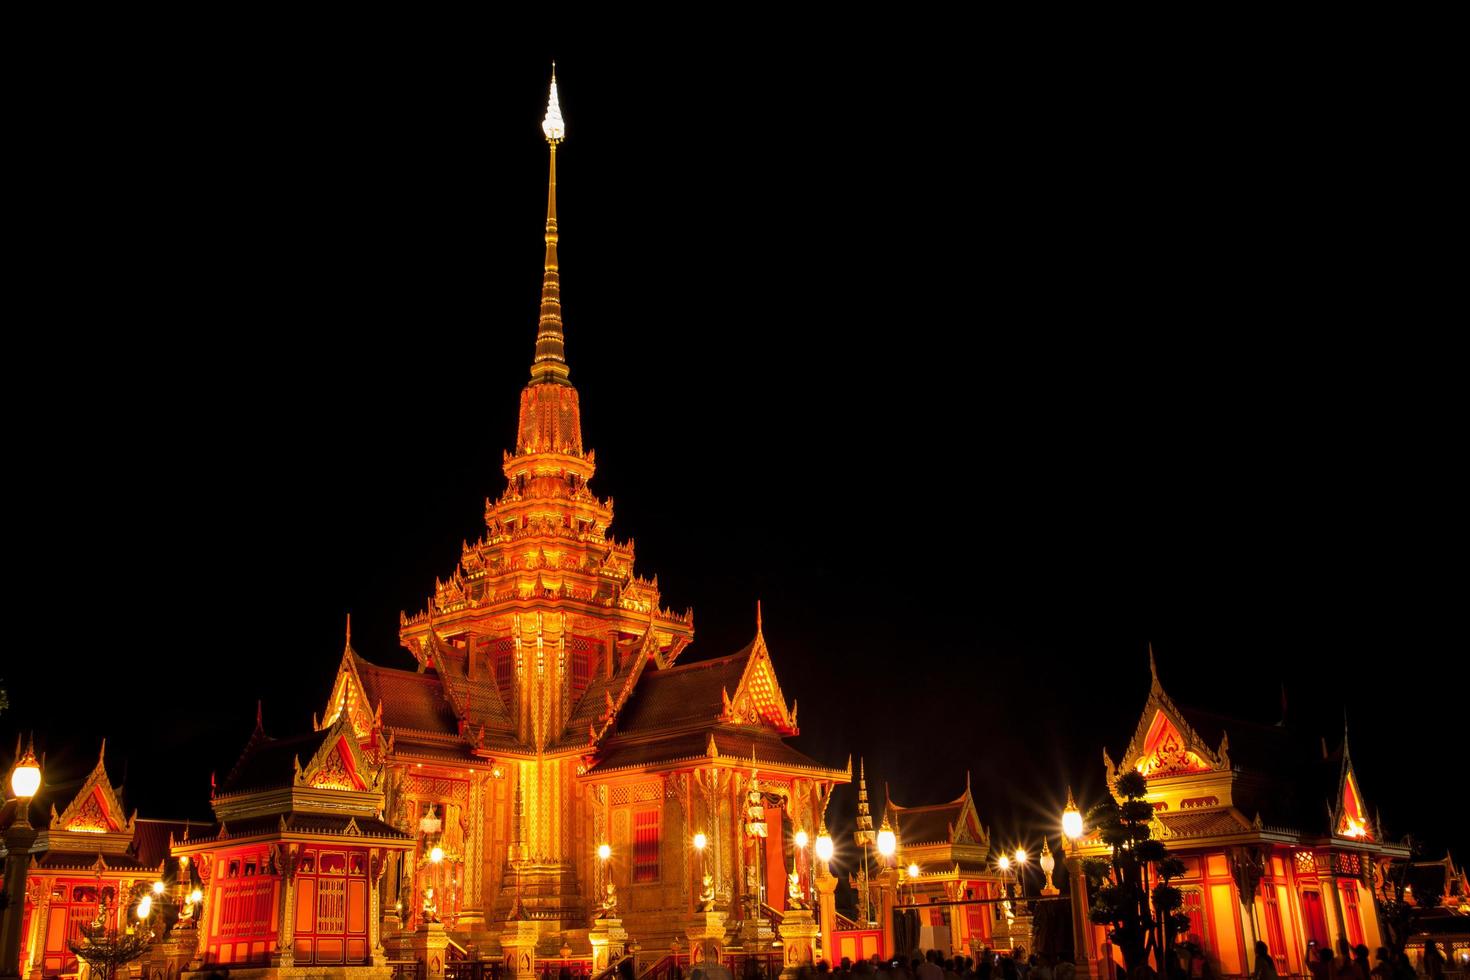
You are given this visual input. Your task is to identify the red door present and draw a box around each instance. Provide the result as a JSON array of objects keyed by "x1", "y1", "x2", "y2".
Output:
[{"x1": 1301, "y1": 890, "x2": 1329, "y2": 947}]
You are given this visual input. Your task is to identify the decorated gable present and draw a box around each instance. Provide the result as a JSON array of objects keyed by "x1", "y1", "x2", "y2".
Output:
[
  {"x1": 1336, "y1": 766, "x2": 1372, "y2": 840},
  {"x1": 319, "y1": 639, "x2": 377, "y2": 741},
  {"x1": 1112, "y1": 650, "x2": 1226, "y2": 785},
  {"x1": 721, "y1": 627, "x2": 797, "y2": 735},
  {"x1": 1137, "y1": 711, "x2": 1214, "y2": 778},
  {"x1": 296, "y1": 717, "x2": 377, "y2": 793},
  {"x1": 49, "y1": 742, "x2": 136, "y2": 852}
]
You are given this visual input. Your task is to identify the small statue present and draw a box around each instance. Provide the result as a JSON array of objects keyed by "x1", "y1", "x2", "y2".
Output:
[
  {"x1": 422, "y1": 886, "x2": 440, "y2": 923},
  {"x1": 745, "y1": 779, "x2": 768, "y2": 839},
  {"x1": 596, "y1": 882, "x2": 618, "y2": 919},
  {"x1": 698, "y1": 872, "x2": 717, "y2": 912},
  {"x1": 787, "y1": 872, "x2": 808, "y2": 910}
]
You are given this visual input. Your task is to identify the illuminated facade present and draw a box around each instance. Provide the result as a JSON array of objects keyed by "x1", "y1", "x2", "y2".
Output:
[
  {"x1": 0, "y1": 743, "x2": 206, "y2": 980},
  {"x1": 259, "y1": 71, "x2": 847, "y2": 964},
  {"x1": 881, "y1": 776, "x2": 1003, "y2": 958},
  {"x1": 1076, "y1": 654, "x2": 1410, "y2": 979}
]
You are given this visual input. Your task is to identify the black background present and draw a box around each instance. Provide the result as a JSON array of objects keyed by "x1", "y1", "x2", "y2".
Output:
[{"x1": 4, "y1": 30, "x2": 1461, "y2": 873}]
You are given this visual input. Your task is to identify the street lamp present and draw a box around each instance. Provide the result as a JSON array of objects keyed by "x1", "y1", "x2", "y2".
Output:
[
  {"x1": 2, "y1": 737, "x2": 44, "y2": 980},
  {"x1": 9, "y1": 744, "x2": 41, "y2": 809},
  {"x1": 876, "y1": 823, "x2": 897, "y2": 863},
  {"x1": 1063, "y1": 789, "x2": 1084, "y2": 851},
  {"x1": 1061, "y1": 788, "x2": 1093, "y2": 979},
  {"x1": 1040, "y1": 839, "x2": 1058, "y2": 896},
  {"x1": 814, "y1": 830, "x2": 834, "y2": 865}
]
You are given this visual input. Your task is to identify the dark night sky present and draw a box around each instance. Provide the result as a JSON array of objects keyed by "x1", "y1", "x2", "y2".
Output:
[{"x1": 4, "y1": 35, "x2": 1461, "y2": 867}]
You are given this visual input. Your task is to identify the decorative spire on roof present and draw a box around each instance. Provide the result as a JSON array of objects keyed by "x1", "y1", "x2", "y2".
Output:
[
  {"x1": 855, "y1": 758, "x2": 874, "y2": 846},
  {"x1": 531, "y1": 65, "x2": 570, "y2": 387}
]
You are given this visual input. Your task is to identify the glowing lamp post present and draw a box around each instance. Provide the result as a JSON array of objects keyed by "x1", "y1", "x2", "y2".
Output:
[
  {"x1": 1040, "y1": 839, "x2": 1059, "y2": 896},
  {"x1": 1063, "y1": 792, "x2": 1084, "y2": 852},
  {"x1": 1061, "y1": 788, "x2": 1095, "y2": 980},
  {"x1": 2, "y1": 738, "x2": 43, "y2": 980},
  {"x1": 876, "y1": 826, "x2": 897, "y2": 862},
  {"x1": 814, "y1": 831, "x2": 834, "y2": 866},
  {"x1": 9, "y1": 748, "x2": 40, "y2": 808}
]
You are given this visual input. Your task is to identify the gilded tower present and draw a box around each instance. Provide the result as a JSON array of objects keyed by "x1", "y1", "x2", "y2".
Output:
[
  {"x1": 317, "y1": 73, "x2": 845, "y2": 957},
  {"x1": 393, "y1": 69, "x2": 694, "y2": 933}
]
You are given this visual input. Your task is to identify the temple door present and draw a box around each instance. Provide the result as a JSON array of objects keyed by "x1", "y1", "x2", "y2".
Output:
[{"x1": 1301, "y1": 891, "x2": 1329, "y2": 947}]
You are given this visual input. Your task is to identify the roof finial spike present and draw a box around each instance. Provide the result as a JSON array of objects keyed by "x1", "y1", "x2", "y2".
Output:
[
  {"x1": 255, "y1": 700, "x2": 264, "y2": 732},
  {"x1": 345, "y1": 612, "x2": 352, "y2": 649},
  {"x1": 98, "y1": 738, "x2": 107, "y2": 764},
  {"x1": 756, "y1": 598, "x2": 763, "y2": 637},
  {"x1": 1148, "y1": 642, "x2": 1159, "y2": 688},
  {"x1": 531, "y1": 66, "x2": 570, "y2": 386}
]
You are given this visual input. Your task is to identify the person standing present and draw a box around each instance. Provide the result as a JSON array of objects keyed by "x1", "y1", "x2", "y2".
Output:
[{"x1": 1252, "y1": 942, "x2": 1279, "y2": 980}]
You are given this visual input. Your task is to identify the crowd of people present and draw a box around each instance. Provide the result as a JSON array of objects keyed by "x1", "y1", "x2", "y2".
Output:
[
  {"x1": 1292, "y1": 937, "x2": 1451, "y2": 980},
  {"x1": 767, "y1": 946, "x2": 1071, "y2": 980},
  {"x1": 682, "y1": 938, "x2": 1458, "y2": 980}
]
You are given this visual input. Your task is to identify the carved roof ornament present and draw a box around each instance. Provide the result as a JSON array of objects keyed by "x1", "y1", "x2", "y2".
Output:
[
  {"x1": 1332, "y1": 719, "x2": 1374, "y2": 841},
  {"x1": 319, "y1": 625, "x2": 376, "y2": 739},
  {"x1": 296, "y1": 715, "x2": 378, "y2": 792},
  {"x1": 50, "y1": 740, "x2": 135, "y2": 837},
  {"x1": 1117, "y1": 644, "x2": 1221, "y2": 782},
  {"x1": 720, "y1": 603, "x2": 799, "y2": 735}
]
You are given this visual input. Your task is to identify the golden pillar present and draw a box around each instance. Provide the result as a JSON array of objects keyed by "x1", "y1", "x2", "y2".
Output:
[
  {"x1": 1066, "y1": 852, "x2": 1096, "y2": 980},
  {"x1": 815, "y1": 863, "x2": 838, "y2": 965}
]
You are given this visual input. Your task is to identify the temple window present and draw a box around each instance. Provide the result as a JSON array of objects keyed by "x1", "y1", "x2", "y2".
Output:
[{"x1": 632, "y1": 807, "x2": 660, "y2": 883}]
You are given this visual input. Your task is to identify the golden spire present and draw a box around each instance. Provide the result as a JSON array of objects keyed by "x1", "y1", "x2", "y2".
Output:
[
  {"x1": 855, "y1": 758, "x2": 874, "y2": 845},
  {"x1": 531, "y1": 66, "x2": 570, "y2": 386}
]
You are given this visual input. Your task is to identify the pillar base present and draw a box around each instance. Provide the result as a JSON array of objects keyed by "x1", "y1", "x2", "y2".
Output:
[
  {"x1": 498, "y1": 918, "x2": 541, "y2": 979},
  {"x1": 412, "y1": 921, "x2": 451, "y2": 980},
  {"x1": 778, "y1": 909, "x2": 818, "y2": 980},
  {"x1": 590, "y1": 917, "x2": 629, "y2": 974}
]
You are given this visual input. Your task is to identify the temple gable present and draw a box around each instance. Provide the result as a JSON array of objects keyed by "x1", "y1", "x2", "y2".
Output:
[{"x1": 48, "y1": 742, "x2": 136, "y2": 849}]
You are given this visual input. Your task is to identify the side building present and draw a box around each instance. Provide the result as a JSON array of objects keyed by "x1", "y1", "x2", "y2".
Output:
[{"x1": 1075, "y1": 655, "x2": 1410, "y2": 979}]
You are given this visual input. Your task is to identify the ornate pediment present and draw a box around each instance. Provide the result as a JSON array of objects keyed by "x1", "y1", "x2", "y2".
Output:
[
  {"x1": 1335, "y1": 763, "x2": 1373, "y2": 841},
  {"x1": 319, "y1": 626, "x2": 377, "y2": 740},
  {"x1": 1118, "y1": 649, "x2": 1225, "y2": 781},
  {"x1": 295, "y1": 716, "x2": 379, "y2": 793},
  {"x1": 719, "y1": 611, "x2": 798, "y2": 736},
  {"x1": 50, "y1": 741, "x2": 135, "y2": 838}
]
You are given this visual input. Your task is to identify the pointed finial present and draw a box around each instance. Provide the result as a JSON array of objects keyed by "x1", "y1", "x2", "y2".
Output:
[
  {"x1": 756, "y1": 599, "x2": 763, "y2": 636},
  {"x1": 345, "y1": 612, "x2": 352, "y2": 649},
  {"x1": 1065, "y1": 785, "x2": 1078, "y2": 810},
  {"x1": 98, "y1": 738, "x2": 107, "y2": 764},
  {"x1": 1148, "y1": 642, "x2": 1159, "y2": 687},
  {"x1": 255, "y1": 699, "x2": 264, "y2": 731},
  {"x1": 530, "y1": 73, "x2": 570, "y2": 386},
  {"x1": 542, "y1": 65, "x2": 565, "y2": 143}
]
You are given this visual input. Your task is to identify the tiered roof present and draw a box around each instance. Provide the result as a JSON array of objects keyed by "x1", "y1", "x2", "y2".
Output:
[
  {"x1": 1095, "y1": 649, "x2": 1409, "y2": 857},
  {"x1": 882, "y1": 776, "x2": 993, "y2": 877}
]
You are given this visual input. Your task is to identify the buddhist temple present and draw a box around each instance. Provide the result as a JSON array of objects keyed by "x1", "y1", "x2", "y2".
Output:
[
  {"x1": 11, "y1": 70, "x2": 840, "y2": 980},
  {"x1": 1073, "y1": 651, "x2": 1411, "y2": 979}
]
